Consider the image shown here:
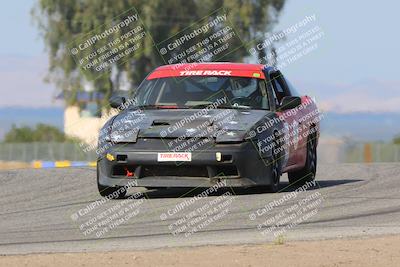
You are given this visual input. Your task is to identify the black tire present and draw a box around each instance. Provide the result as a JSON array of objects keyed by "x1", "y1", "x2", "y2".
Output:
[
  {"x1": 266, "y1": 133, "x2": 282, "y2": 193},
  {"x1": 97, "y1": 166, "x2": 126, "y2": 199},
  {"x1": 288, "y1": 130, "x2": 317, "y2": 186}
]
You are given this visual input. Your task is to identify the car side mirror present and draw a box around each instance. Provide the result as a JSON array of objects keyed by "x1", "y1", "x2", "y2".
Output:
[
  {"x1": 279, "y1": 96, "x2": 302, "y2": 110},
  {"x1": 109, "y1": 95, "x2": 126, "y2": 108}
]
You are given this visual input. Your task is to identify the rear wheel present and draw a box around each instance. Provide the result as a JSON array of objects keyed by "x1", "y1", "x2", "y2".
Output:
[{"x1": 288, "y1": 130, "x2": 317, "y2": 186}]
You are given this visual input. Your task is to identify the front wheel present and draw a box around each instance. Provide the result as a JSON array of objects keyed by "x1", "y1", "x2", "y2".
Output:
[
  {"x1": 266, "y1": 134, "x2": 282, "y2": 193},
  {"x1": 288, "y1": 130, "x2": 317, "y2": 186}
]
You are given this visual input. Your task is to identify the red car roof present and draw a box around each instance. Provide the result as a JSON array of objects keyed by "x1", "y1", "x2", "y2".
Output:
[{"x1": 147, "y1": 62, "x2": 266, "y2": 80}]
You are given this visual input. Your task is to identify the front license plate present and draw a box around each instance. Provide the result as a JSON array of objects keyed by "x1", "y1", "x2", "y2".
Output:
[{"x1": 157, "y1": 152, "x2": 192, "y2": 162}]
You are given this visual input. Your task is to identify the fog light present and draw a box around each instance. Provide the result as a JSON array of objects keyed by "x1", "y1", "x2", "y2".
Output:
[
  {"x1": 216, "y1": 152, "x2": 222, "y2": 162},
  {"x1": 106, "y1": 153, "x2": 115, "y2": 161}
]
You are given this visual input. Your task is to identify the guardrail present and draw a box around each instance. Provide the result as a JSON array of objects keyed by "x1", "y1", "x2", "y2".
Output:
[{"x1": 32, "y1": 160, "x2": 96, "y2": 168}]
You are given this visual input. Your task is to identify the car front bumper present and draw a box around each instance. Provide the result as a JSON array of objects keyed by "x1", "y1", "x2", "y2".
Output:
[{"x1": 97, "y1": 139, "x2": 275, "y2": 188}]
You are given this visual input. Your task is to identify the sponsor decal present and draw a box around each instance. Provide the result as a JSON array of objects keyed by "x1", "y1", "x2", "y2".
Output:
[
  {"x1": 179, "y1": 70, "x2": 232, "y2": 76},
  {"x1": 157, "y1": 152, "x2": 192, "y2": 162}
]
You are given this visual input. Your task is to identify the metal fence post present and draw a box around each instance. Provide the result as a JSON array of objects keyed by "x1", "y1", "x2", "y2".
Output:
[
  {"x1": 363, "y1": 143, "x2": 372, "y2": 163},
  {"x1": 9, "y1": 143, "x2": 13, "y2": 161},
  {"x1": 376, "y1": 143, "x2": 381, "y2": 162},
  {"x1": 22, "y1": 144, "x2": 26, "y2": 162}
]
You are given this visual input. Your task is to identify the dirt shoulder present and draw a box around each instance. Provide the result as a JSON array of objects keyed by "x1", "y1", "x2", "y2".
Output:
[
  {"x1": 1, "y1": 235, "x2": 399, "y2": 267},
  {"x1": 0, "y1": 161, "x2": 30, "y2": 170}
]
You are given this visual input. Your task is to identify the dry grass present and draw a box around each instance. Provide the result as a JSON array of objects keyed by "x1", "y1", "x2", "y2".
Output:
[{"x1": 0, "y1": 161, "x2": 31, "y2": 170}]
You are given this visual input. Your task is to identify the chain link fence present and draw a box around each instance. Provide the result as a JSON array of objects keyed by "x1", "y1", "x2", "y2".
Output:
[
  {"x1": 343, "y1": 143, "x2": 400, "y2": 163},
  {"x1": 0, "y1": 142, "x2": 97, "y2": 162}
]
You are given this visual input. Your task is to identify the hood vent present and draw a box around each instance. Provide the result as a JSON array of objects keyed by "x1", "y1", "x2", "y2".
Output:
[{"x1": 152, "y1": 120, "x2": 170, "y2": 126}]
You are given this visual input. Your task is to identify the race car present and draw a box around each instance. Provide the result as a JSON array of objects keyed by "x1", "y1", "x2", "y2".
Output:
[{"x1": 96, "y1": 63, "x2": 320, "y2": 198}]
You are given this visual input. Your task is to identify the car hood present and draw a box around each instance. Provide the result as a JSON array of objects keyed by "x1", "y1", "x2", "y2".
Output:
[{"x1": 110, "y1": 108, "x2": 271, "y2": 142}]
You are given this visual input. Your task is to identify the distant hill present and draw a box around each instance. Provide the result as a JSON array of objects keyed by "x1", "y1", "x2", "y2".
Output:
[{"x1": 321, "y1": 112, "x2": 400, "y2": 142}]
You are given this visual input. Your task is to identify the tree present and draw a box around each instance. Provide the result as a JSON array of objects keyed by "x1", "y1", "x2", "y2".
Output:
[
  {"x1": 394, "y1": 135, "x2": 400, "y2": 145},
  {"x1": 3, "y1": 124, "x2": 79, "y2": 143},
  {"x1": 32, "y1": 0, "x2": 285, "y2": 107}
]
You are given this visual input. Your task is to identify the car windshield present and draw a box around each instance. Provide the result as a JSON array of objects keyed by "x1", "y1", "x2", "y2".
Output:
[{"x1": 132, "y1": 76, "x2": 269, "y2": 110}]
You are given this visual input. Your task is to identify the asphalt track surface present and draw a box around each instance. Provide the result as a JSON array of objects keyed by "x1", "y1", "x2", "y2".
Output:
[{"x1": 0, "y1": 163, "x2": 400, "y2": 254}]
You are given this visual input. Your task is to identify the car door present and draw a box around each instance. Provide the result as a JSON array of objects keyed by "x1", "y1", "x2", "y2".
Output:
[
  {"x1": 268, "y1": 70, "x2": 304, "y2": 168},
  {"x1": 282, "y1": 75, "x2": 311, "y2": 168}
]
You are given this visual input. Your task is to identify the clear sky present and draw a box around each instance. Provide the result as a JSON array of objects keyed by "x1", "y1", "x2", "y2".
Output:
[
  {"x1": 0, "y1": 0, "x2": 399, "y2": 112},
  {"x1": 277, "y1": 0, "x2": 399, "y2": 83},
  {"x1": 272, "y1": 0, "x2": 400, "y2": 113}
]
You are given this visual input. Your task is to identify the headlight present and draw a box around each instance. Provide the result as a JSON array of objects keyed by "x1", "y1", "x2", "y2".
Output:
[
  {"x1": 110, "y1": 129, "x2": 139, "y2": 143},
  {"x1": 215, "y1": 130, "x2": 246, "y2": 143}
]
